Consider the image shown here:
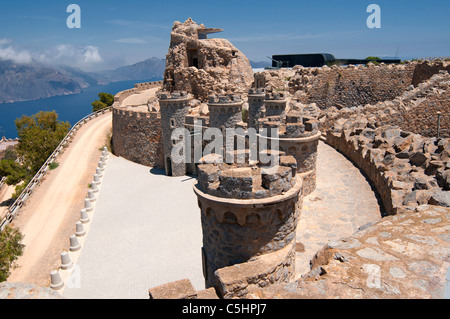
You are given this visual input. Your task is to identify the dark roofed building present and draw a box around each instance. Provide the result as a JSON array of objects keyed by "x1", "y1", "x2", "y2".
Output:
[
  {"x1": 272, "y1": 53, "x2": 336, "y2": 68},
  {"x1": 271, "y1": 53, "x2": 401, "y2": 68}
]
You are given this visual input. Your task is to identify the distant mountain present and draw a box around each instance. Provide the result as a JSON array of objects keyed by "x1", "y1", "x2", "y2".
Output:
[
  {"x1": 250, "y1": 60, "x2": 270, "y2": 68},
  {"x1": 0, "y1": 59, "x2": 90, "y2": 104},
  {"x1": 91, "y1": 58, "x2": 165, "y2": 84},
  {"x1": 0, "y1": 57, "x2": 165, "y2": 104}
]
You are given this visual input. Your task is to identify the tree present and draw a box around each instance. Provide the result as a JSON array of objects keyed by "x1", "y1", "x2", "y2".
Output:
[
  {"x1": 3, "y1": 146, "x2": 17, "y2": 161},
  {"x1": 0, "y1": 159, "x2": 28, "y2": 185},
  {"x1": 365, "y1": 56, "x2": 381, "y2": 65},
  {"x1": 0, "y1": 225, "x2": 24, "y2": 282},
  {"x1": 92, "y1": 92, "x2": 114, "y2": 112},
  {"x1": 15, "y1": 111, "x2": 70, "y2": 176}
]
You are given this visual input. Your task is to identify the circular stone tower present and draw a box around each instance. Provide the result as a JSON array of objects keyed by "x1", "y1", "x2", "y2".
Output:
[
  {"x1": 159, "y1": 91, "x2": 192, "y2": 176},
  {"x1": 259, "y1": 113, "x2": 321, "y2": 196},
  {"x1": 263, "y1": 91, "x2": 287, "y2": 119},
  {"x1": 207, "y1": 93, "x2": 244, "y2": 155},
  {"x1": 247, "y1": 88, "x2": 266, "y2": 130},
  {"x1": 208, "y1": 93, "x2": 244, "y2": 130},
  {"x1": 194, "y1": 157, "x2": 302, "y2": 288}
]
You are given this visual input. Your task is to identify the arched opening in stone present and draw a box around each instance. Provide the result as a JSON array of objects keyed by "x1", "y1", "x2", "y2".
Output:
[{"x1": 166, "y1": 157, "x2": 173, "y2": 176}]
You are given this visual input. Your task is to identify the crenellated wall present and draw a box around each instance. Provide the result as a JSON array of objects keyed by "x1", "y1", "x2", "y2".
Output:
[
  {"x1": 112, "y1": 108, "x2": 164, "y2": 168},
  {"x1": 112, "y1": 80, "x2": 164, "y2": 168}
]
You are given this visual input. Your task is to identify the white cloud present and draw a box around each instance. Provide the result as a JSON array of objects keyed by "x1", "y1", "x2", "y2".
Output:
[
  {"x1": 38, "y1": 44, "x2": 103, "y2": 67},
  {"x1": 82, "y1": 46, "x2": 103, "y2": 63},
  {"x1": 0, "y1": 39, "x2": 32, "y2": 64}
]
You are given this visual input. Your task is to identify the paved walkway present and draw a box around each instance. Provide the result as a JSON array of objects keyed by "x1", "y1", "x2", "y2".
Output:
[
  {"x1": 295, "y1": 141, "x2": 382, "y2": 277},
  {"x1": 62, "y1": 155, "x2": 204, "y2": 299},
  {"x1": 60, "y1": 141, "x2": 382, "y2": 298},
  {"x1": 121, "y1": 87, "x2": 159, "y2": 107}
]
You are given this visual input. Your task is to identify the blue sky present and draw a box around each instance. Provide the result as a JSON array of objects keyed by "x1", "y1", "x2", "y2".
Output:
[{"x1": 0, "y1": 0, "x2": 449, "y2": 71}]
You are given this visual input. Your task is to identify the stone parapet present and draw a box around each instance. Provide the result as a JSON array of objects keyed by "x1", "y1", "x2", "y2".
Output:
[
  {"x1": 326, "y1": 120, "x2": 449, "y2": 216},
  {"x1": 214, "y1": 242, "x2": 296, "y2": 299},
  {"x1": 196, "y1": 157, "x2": 299, "y2": 200}
]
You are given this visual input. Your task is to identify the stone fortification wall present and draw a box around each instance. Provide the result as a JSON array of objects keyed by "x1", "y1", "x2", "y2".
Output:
[
  {"x1": 289, "y1": 63, "x2": 416, "y2": 109},
  {"x1": 322, "y1": 72, "x2": 450, "y2": 216},
  {"x1": 112, "y1": 81, "x2": 164, "y2": 168},
  {"x1": 112, "y1": 81, "x2": 163, "y2": 107},
  {"x1": 321, "y1": 71, "x2": 450, "y2": 138},
  {"x1": 251, "y1": 60, "x2": 450, "y2": 114},
  {"x1": 112, "y1": 108, "x2": 163, "y2": 168}
]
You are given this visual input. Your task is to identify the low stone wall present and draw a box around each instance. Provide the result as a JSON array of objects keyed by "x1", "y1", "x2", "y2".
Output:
[
  {"x1": 320, "y1": 71, "x2": 450, "y2": 216},
  {"x1": 326, "y1": 124, "x2": 449, "y2": 216},
  {"x1": 214, "y1": 243, "x2": 296, "y2": 299},
  {"x1": 1, "y1": 108, "x2": 112, "y2": 231},
  {"x1": 134, "y1": 80, "x2": 163, "y2": 91},
  {"x1": 412, "y1": 60, "x2": 450, "y2": 87}
]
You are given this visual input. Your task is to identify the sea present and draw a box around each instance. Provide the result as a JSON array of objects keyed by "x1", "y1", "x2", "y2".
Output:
[{"x1": 0, "y1": 78, "x2": 162, "y2": 139}]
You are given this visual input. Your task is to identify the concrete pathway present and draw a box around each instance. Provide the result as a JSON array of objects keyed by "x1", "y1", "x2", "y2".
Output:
[
  {"x1": 62, "y1": 155, "x2": 205, "y2": 299},
  {"x1": 61, "y1": 140, "x2": 382, "y2": 298},
  {"x1": 121, "y1": 87, "x2": 159, "y2": 107},
  {"x1": 295, "y1": 141, "x2": 382, "y2": 277}
]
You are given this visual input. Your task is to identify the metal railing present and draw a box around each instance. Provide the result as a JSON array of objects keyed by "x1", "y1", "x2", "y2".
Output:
[
  {"x1": 0, "y1": 79, "x2": 163, "y2": 231},
  {"x1": 0, "y1": 107, "x2": 112, "y2": 231},
  {"x1": 0, "y1": 177, "x2": 6, "y2": 192}
]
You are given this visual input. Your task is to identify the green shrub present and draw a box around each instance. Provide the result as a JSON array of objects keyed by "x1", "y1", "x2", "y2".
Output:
[
  {"x1": 92, "y1": 92, "x2": 114, "y2": 112},
  {"x1": 0, "y1": 225, "x2": 24, "y2": 282},
  {"x1": 48, "y1": 162, "x2": 59, "y2": 170}
]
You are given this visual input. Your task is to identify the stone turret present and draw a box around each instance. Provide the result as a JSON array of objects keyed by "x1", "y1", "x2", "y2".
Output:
[
  {"x1": 208, "y1": 94, "x2": 244, "y2": 129},
  {"x1": 194, "y1": 158, "x2": 302, "y2": 288},
  {"x1": 247, "y1": 88, "x2": 266, "y2": 129},
  {"x1": 258, "y1": 113, "x2": 321, "y2": 195},
  {"x1": 263, "y1": 91, "x2": 288, "y2": 119},
  {"x1": 159, "y1": 91, "x2": 192, "y2": 176},
  {"x1": 207, "y1": 93, "x2": 244, "y2": 156}
]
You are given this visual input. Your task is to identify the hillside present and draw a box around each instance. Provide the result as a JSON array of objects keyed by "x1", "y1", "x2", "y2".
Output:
[
  {"x1": 0, "y1": 58, "x2": 165, "y2": 104},
  {"x1": 0, "y1": 60, "x2": 88, "y2": 104},
  {"x1": 91, "y1": 58, "x2": 165, "y2": 84}
]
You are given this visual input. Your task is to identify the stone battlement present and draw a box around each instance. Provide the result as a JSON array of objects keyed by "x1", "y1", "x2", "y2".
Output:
[
  {"x1": 159, "y1": 90, "x2": 191, "y2": 100},
  {"x1": 259, "y1": 113, "x2": 320, "y2": 139},
  {"x1": 208, "y1": 94, "x2": 242, "y2": 104},
  {"x1": 197, "y1": 155, "x2": 298, "y2": 200},
  {"x1": 248, "y1": 87, "x2": 266, "y2": 95},
  {"x1": 264, "y1": 91, "x2": 287, "y2": 101},
  {"x1": 112, "y1": 107, "x2": 160, "y2": 120}
]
